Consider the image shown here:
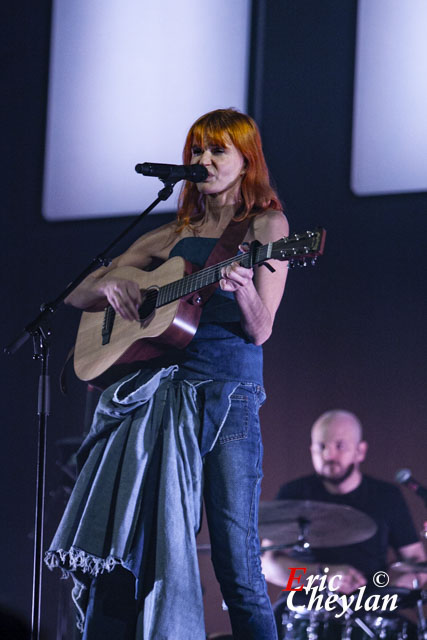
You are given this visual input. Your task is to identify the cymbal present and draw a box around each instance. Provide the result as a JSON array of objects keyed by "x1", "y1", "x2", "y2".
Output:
[
  {"x1": 391, "y1": 560, "x2": 427, "y2": 574},
  {"x1": 258, "y1": 499, "x2": 377, "y2": 548}
]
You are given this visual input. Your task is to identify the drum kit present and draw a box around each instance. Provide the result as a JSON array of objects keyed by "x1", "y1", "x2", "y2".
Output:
[{"x1": 258, "y1": 500, "x2": 427, "y2": 640}]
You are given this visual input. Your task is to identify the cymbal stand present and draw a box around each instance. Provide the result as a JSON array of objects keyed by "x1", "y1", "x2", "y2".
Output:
[
  {"x1": 413, "y1": 578, "x2": 427, "y2": 640},
  {"x1": 260, "y1": 518, "x2": 312, "y2": 554},
  {"x1": 295, "y1": 517, "x2": 311, "y2": 551},
  {"x1": 416, "y1": 602, "x2": 427, "y2": 640},
  {"x1": 331, "y1": 593, "x2": 376, "y2": 639}
]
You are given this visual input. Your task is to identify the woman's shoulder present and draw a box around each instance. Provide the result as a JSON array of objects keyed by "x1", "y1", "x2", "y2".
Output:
[
  {"x1": 250, "y1": 209, "x2": 289, "y2": 243},
  {"x1": 116, "y1": 220, "x2": 181, "y2": 267}
]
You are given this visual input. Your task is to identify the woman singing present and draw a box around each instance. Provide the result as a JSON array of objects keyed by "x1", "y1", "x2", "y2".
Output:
[{"x1": 46, "y1": 108, "x2": 289, "y2": 640}]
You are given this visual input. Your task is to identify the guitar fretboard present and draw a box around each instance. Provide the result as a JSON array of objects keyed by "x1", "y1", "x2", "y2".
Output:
[{"x1": 156, "y1": 243, "x2": 271, "y2": 308}]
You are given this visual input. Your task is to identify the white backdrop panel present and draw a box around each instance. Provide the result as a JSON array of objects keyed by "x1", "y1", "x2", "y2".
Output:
[
  {"x1": 351, "y1": 0, "x2": 427, "y2": 196},
  {"x1": 42, "y1": 0, "x2": 251, "y2": 220}
]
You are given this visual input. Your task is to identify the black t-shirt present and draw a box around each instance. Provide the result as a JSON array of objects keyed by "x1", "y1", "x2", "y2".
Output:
[{"x1": 275, "y1": 474, "x2": 419, "y2": 578}]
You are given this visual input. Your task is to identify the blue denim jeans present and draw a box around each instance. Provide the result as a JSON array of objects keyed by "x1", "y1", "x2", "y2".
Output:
[
  {"x1": 57, "y1": 373, "x2": 276, "y2": 639},
  {"x1": 203, "y1": 383, "x2": 278, "y2": 640}
]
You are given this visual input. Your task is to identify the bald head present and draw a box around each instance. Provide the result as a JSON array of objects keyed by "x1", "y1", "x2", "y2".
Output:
[
  {"x1": 310, "y1": 410, "x2": 367, "y2": 491},
  {"x1": 311, "y1": 410, "x2": 363, "y2": 444}
]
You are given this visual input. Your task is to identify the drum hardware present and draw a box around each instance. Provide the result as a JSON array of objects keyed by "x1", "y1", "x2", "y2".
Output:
[
  {"x1": 276, "y1": 588, "x2": 378, "y2": 640},
  {"x1": 368, "y1": 615, "x2": 409, "y2": 640},
  {"x1": 398, "y1": 620, "x2": 409, "y2": 640},
  {"x1": 261, "y1": 501, "x2": 423, "y2": 640},
  {"x1": 333, "y1": 591, "x2": 376, "y2": 639},
  {"x1": 413, "y1": 584, "x2": 427, "y2": 640},
  {"x1": 357, "y1": 585, "x2": 426, "y2": 640},
  {"x1": 277, "y1": 602, "x2": 418, "y2": 640},
  {"x1": 306, "y1": 610, "x2": 321, "y2": 640},
  {"x1": 277, "y1": 606, "x2": 377, "y2": 640},
  {"x1": 389, "y1": 567, "x2": 427, "y2": 640},
  {"x1": 342, "y1": 616, "x2": 354, "y2": 640}
]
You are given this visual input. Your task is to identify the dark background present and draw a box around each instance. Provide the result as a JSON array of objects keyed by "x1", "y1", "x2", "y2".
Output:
[{"x1": 2, "y1": 1, "x2": 426, "y2": 637}]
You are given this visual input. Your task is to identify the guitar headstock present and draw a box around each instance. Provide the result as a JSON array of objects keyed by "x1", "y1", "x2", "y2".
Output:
[{"x1": 270, "y1": 227, "x2": 326, "y2": 267}]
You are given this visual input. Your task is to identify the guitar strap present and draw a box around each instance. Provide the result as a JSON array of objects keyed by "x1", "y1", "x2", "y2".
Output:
[{"x1": 189, "y1": 216, "x2": 251, "y2": 307}]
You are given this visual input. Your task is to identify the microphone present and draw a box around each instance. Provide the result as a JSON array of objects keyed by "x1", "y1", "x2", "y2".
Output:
[
  {"x1": 135, "y1": 162, "x2": 208, "y2": 183},
  {"x1": 395, "y1": 468, "x2": 427, "y2": 507}
]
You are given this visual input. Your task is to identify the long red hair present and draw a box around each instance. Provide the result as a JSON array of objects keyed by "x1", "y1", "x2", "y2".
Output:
[{"x1": 177, "y1": 108, "x2": 282, "y2": 228}]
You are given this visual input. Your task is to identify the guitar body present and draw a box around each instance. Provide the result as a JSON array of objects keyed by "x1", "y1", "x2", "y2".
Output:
[{"x1": 74, "y1": 257, "x2": 202, "y2": 386}]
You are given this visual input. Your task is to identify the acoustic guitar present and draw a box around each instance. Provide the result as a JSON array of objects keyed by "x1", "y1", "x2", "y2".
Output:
[{"x1": 74, "y1": 228, "x2": 326, "y2": 386}]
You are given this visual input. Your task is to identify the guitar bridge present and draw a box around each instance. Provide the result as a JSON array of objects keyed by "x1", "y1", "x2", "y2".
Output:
[{"x1": 102, "y1": 305, "x2": 115, "y2": 345}]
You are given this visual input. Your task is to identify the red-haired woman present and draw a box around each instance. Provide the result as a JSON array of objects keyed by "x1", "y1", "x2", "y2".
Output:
[{"x1": 46, "y1": 108, "x2": 289, "y2": 640}]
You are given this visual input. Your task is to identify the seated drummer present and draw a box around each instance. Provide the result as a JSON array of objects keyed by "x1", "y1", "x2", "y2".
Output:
[{"x1": 262, "y1": 410, "x2": 427, "y2": 595}]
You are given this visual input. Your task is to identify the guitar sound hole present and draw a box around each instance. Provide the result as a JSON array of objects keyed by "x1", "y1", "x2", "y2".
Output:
[{"x1": 138, "y1": 288, "x2": 158, "y2": 324}]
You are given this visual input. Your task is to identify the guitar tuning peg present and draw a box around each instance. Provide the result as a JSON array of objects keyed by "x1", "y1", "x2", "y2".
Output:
[
  {"x1": 298, "y1": 259, "x2": 307, "y2": 267},
  {"x1": 289, "y1": 260, "x2": 296, "y2": 269},
  {"x1": 311, "y1": 257, "x2": 317, "y2": 266}
]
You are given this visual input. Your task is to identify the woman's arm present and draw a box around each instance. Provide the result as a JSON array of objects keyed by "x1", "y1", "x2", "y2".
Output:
[
  {"x1": 219, "y1": 211, "x2": 289, "y2": 345},
  {"x1": 65, "y1": 222, "x2": 175, "y2": 320}
]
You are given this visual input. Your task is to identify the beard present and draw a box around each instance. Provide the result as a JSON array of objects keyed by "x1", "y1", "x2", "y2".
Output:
[{"x1": 316, "y1": 462, "x2": 356, "y2": 486}]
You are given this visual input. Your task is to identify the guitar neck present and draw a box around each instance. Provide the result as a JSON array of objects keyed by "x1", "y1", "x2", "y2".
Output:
[{"x1": 156, "y1": 243, "x2": 271, "y2": 308}]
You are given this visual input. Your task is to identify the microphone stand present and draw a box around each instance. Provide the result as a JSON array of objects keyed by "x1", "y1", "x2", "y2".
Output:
[{"x1": 4, "y1": 178, "x2": 178, "y2": 640}]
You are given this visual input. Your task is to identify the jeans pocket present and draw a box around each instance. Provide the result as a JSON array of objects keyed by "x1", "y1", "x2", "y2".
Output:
[{"x1": 218, "y1": 392, "x2": 250, "y2": 444}]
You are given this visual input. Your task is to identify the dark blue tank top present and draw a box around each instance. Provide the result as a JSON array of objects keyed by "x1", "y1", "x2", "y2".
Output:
[{"x1": 168, "y1": 237, "x2": 263, "y2": 385}]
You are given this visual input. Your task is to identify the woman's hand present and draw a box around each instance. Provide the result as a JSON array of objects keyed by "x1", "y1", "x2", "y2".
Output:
[
  {"x1": 218, "y1": 212, "x2": 289, "y2": 345},
  {"x1": 220, "y1": 245, "x2": 254, "y2": 293},
  {"x1": 99, "y1": 277, "x2": 142, "y2": 321}
]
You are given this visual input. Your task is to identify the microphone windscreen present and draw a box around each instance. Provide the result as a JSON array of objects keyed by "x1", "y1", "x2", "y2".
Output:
[
  {"x1": 395, "y1": 468, "x2": 412, "y2": 484},
  {"x1": 188, "y1": 165, "x2": 208, "y2": 181}
]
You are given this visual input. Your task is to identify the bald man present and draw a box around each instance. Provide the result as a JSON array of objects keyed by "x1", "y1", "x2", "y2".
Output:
[{"x1": 262, "y1": 410, "x2": 426, "y2": 595}]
